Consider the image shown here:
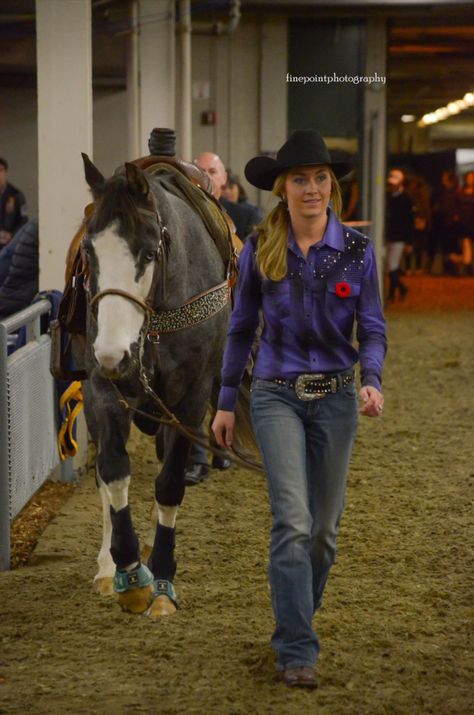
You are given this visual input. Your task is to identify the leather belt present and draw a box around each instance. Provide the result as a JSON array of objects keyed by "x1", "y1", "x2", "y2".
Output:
[{"x1": 269, "y1": 370, "x2": 355, "y2": 401}]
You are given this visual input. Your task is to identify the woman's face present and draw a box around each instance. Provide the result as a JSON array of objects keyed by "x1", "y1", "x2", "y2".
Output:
[
  {"x1": 221, "y1": 182, "x2": 240, "y2": 202},
  {"x1": 283, "y1": 165, "x2": 332, "y2": 221}
]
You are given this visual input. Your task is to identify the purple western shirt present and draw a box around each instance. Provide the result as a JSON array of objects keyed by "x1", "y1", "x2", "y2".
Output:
[{"x1": 217, "y1": 209, "x2": 387, "y2": 412}]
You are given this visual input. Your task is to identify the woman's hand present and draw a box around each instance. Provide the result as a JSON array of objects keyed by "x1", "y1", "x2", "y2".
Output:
[
  {"x1": 359, "y1": 386, "x2": 384, "y2": 417},
  {"x1": 211, "y1": 410, "x2": 235, "y2": 448}
]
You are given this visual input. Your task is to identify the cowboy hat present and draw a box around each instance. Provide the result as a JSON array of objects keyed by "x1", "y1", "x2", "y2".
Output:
[{"x1": 244, "y1": 129, "x2": 352, "y2": 191}]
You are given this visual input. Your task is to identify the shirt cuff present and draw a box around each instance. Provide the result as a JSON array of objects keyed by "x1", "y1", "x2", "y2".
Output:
[
  {"x1": 217, "y1": 385, "x2": 239, "y2": 412},
  {"x1": 361, "y1": 371, "x2": 382, "y2": 392}
]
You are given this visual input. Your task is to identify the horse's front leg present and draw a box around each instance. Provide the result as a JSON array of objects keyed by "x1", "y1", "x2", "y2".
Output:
[
  {"x1": 145, "y1": 425, "x2": 192, "y2": 618},
  {"x1": 95, "y1": 414, "x2": 154, "y2": 614}
]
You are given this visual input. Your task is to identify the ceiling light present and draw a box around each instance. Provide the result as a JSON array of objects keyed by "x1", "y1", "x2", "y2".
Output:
[
  {"x1": 401, "y1": 114, "x2": 416, "y2": 123},
  {"x1": 418, "y1": 90, "x2": 474, "y2": 128},
  {"x1": 435, "y1": 108, "x2": 449, "y2": 120}
]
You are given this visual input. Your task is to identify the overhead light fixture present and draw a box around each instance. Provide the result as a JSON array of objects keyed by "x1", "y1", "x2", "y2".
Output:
[
  {"x1": 435, "y1": 108, "x2": 450, "y2": 120},
  {"x1": 418, "y1": 90, "x2": 474, "y2": 127},
  {"x1": 401, "y1": 114, "x2": 416, "y2": 123}
]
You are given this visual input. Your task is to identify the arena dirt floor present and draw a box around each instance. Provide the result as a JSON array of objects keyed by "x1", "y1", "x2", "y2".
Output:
[{"x1": 0, "y1": 276, "x2": 473, "y2": 715}]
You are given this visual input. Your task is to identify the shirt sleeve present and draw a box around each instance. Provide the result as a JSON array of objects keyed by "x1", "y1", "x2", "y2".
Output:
[
  {"x1": 217, "y1": 239, "x2": 262, "y2": 411},
  {"x1": 356, "y1": 241, "x2": 387, "y2": 392}
]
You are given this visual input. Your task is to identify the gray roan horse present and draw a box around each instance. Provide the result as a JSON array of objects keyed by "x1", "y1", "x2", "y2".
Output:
[{"x1": 80, "y1": 155, "x2": 236, "y2": 617}]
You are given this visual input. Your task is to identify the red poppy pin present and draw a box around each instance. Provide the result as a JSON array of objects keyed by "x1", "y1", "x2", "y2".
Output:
[{"x1": 335, "y1": 281, "x2": 351, "y2": 298}]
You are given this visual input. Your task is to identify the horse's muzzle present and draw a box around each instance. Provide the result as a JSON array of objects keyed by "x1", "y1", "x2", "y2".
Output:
[{"x1": 94, "y1": 348, "x2": 134, "y2": 379}]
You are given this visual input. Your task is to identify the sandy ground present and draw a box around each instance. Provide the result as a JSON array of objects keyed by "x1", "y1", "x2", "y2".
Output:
[{"x1": 0, "y1": 296, "x2": 473, "y2": 714}]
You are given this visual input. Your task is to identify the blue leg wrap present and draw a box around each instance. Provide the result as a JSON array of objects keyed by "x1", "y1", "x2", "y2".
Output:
[
  {"x1": 114, "y1": 563, "x2": 154, "y2": 593},
  {"x1": 153, "y1": 579, "x2": 178, "y2": 608}
]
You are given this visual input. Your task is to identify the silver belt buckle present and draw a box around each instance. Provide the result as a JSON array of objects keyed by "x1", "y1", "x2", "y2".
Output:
[{"x1": 295, "y1": 373, "x2": 327, "y2": 401}]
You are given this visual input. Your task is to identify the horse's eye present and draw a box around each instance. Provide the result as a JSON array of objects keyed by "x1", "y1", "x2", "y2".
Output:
[{"x1": 145, "y1": 250, "x2": 156, "y2": 262}]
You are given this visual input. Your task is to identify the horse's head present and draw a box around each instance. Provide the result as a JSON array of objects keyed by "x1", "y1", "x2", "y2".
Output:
[{"x1": 82, "y1": 154, "x2": 167, "y2": 379}]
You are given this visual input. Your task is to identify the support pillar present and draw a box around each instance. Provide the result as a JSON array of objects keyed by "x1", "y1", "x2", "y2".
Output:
[
  {"x1": 36, "y1": 0, "x2": 92, "y2": 478},
  {"x1": 177, "y1": 0, "x2": 192, "y2": 160},
  {"x1": 362, "y1": 17, "x2": 387, "y2": 293},
  {"x1": 259, "y1": 17, "x2": 287, "y2": 208},
  {"x1": 36, "y1": 0, "x2": 93, "y2": 292},
  {"x1": 127, "y1": 0, "x2": 141, "y2": 160},
  {"x1": 138, "y1": 0, "x2": 175, "y2": 156}
]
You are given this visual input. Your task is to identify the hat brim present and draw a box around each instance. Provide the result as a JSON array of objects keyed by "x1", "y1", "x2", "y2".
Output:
[{"x1": 244, "y1": 156, "x2": 352, "y2": 191}]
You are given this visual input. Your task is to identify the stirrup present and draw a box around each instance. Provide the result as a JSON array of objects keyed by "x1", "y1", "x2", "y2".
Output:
[{"x1": 113, "y1": 563, "x2": 154, "y2": 593}]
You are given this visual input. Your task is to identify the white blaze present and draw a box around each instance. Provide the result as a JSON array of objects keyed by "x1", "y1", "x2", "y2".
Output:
[{"x1": 93, "y1": 224, "x2": 154, "y2": 370}]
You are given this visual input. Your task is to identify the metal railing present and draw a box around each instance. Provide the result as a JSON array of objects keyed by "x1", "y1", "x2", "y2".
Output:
[{"x1": 0, "y1": 301, "x2": 62, "y2": 570}]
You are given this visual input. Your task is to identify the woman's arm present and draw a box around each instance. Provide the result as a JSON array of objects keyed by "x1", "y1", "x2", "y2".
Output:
[
  {"x1": 217, "y1": 238, "x2": 262, "y2": 413},
  {"x1": 356, "y1": 241, "x2": 387, "y2": 393}
]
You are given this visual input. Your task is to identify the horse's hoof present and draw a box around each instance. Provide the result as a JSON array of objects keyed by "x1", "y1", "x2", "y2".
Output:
[
  {"x1": 145, "y1": 595, "x2": 177, "y2": 619},
  {"x1": 93, "y1": 577, "x2": 115, "y2": 597},
  {"x1": 141, "y1": 544, "x2": 152, "y2": 563},
  {"x1": 117, "y1": 585, "x2": 154, "y2": 614}
]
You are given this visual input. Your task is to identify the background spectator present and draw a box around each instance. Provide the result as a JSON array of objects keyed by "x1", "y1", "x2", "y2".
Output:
[
  {"x1": 195, "y1": 152, "x2": 261, "y2": 240},
  {"x1": 222, "y1": 170, "x2": 264, "y2": 232},
  {"x1": 385, "y1": 167, "x2": 414, "y2": 300},
  {"x1": 456, "y1": 170, "x2": 474, "y2": 276},
  {"x1": 0, "y1": 157, "x2": 28, "y2": 250},
  {"x1": 0, "y1": 219, "x2": 39, "y2": 319},
  {"x1": 428, "y1": 169, "x2": 458, "y2": 274},
  {"x1": 404, "y1": 173, "x2": 432, "y2": 273}
]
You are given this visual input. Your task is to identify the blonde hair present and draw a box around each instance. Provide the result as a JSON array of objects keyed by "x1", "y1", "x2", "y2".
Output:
[{"x1": 255, "y1": 166, "x2": 342, "y2": 281}]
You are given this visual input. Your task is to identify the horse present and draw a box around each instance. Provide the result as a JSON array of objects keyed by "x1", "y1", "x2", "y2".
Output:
[{"x1": 78, "y1": 154, "x2": 241, "y2": 617}]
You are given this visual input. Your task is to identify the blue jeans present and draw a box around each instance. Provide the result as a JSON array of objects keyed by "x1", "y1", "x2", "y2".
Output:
[{"x1": 250, "y1": 377, "x2": 359, "y2": 670}]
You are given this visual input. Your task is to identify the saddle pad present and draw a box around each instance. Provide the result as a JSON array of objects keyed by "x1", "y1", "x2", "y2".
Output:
[{"x1": 145, "y1": 162, "x2": 238, "y2": 270}]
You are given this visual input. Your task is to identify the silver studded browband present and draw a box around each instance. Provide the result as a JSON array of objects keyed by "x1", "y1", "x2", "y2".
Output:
[{"x1": 147, "y1": 280, "x2": 230, "y2": 337}]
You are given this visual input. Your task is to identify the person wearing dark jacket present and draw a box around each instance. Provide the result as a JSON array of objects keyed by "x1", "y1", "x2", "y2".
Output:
[
  {"x1": 0, "y1": 219, "x2": 39, "y2": 319},
  {"x1": 0, "y1": 157, "x2": 28, "y2": 250},
  {"x1": 221, "y1": 171, "x2": 264, "y2": 236},
  {"x1": 195, "y1": 152, "x2": 262, "y2": 240},
  {"x1": 385, "y1": 168, "x2": 414, "y2": 301}
]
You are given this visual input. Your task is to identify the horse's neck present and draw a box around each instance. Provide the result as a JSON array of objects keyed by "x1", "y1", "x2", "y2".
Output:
[{"x1": 152, "y1": 182, "x2": 224, "y2": 307}]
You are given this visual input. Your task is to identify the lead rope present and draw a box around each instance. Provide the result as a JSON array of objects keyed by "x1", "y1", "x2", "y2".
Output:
[{"x1": 107, "y1": 371, "x2": 264, "y2": 474}]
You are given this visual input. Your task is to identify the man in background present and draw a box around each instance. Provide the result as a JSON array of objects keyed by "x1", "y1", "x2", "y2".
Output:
[
  {"x1": 0, "y1": 157, "x2": 28, "y2": 250},
  {"x1": 385, "y1": 167, "x2": 414, "y2": 301},
  {"x1": 184, "y1": 152, "x2": 262, "y2": 485},
  {"x1": 195, "y1": 152, "x2": 261, "y2": 240}
]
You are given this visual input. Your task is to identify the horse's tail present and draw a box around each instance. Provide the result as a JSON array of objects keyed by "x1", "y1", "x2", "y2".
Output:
[{"x1": 232, "y1": 371, "x2": 260, "y2": 459}]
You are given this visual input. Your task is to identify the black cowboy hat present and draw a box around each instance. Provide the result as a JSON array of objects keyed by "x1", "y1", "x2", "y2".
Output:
[{"x1": 244, "y1": 129, "x2": 352, "y2": 191}]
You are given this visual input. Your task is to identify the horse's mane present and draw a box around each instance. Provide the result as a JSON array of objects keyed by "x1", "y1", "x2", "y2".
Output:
[{"x1": 89, "y1": 175, "x2": 144, "y2": 235}]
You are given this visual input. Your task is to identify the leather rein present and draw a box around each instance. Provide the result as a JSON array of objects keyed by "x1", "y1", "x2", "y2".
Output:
[{"x1": 84, "y1": 202, "x2": 263, "y2": 474}]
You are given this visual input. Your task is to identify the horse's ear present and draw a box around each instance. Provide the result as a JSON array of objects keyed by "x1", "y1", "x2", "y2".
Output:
[
  {"x1": 125, "y1": 162, "x2": 150, "y2": 197},
  {"x1": 82, "y1": 153, "x2": 105, "y2": 196}
]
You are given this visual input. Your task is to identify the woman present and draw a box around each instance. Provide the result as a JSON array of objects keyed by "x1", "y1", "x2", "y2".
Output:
[{"x1": 212, "y1": 129, "x2": 387, "y2": 689}]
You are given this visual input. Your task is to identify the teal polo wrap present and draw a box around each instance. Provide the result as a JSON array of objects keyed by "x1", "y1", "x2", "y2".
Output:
[{"x1": 113, "y1": 563, "x2": 154, "y2": 593}]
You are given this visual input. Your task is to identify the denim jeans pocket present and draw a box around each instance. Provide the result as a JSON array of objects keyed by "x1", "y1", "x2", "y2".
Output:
[
  {"x1": 341, "y1": 383, "x2": 358, "y2": 400},
  {"x1": 251, "y1": 377, "x2": 287, "y2": 393}
]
